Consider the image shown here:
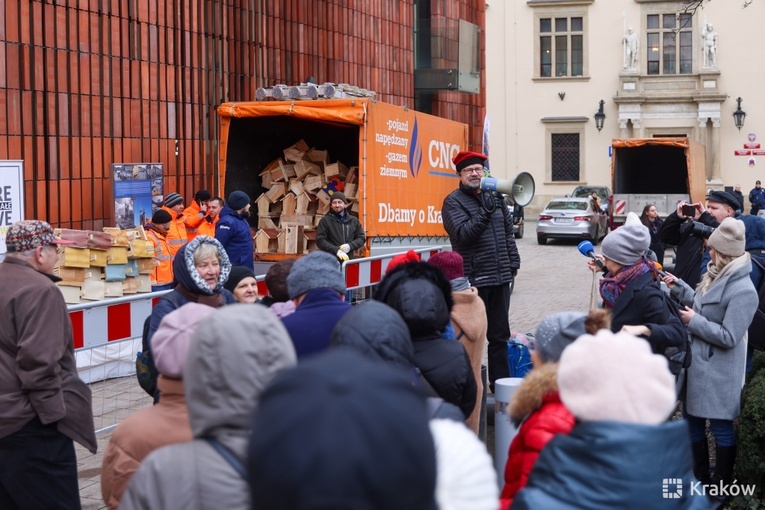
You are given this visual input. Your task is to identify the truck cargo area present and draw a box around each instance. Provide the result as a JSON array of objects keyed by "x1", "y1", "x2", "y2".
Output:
[
  {"x1": 613, "y1": 144, "x2": 690, "y2": 195},
  {"x1": 224, "y1": 116, "x2": 360, "y2": 199}
]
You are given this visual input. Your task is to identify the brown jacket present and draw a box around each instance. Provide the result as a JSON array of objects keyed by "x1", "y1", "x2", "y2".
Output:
[
  {"x1": 0, "y1": 257, "x2": 96, "y2": 452},
  {"x1": 450, "y1": 286, "x2": 488, "y2": 434},
  {"x1": 101, "y1": 376, "x2": 192, "y2": 510}
]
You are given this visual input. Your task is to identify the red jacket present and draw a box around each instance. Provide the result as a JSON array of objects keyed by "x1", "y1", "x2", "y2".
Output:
[{"x1": 499, "y1": 363, "x2": 574, "y2": 510}]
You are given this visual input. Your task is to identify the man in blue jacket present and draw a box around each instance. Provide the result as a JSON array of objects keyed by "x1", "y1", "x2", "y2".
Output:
[
  {"x1": 749, "y1": 180, "x2": 765, "y2": 216},
  {"x1": 215, "y1": 191, "x2": 254, "y2": 271},
  {"x1": 281, "y1": 251, "x2": 351, "y2": 359}
]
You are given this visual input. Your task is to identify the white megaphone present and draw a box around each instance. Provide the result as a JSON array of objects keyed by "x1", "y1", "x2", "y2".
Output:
[{"x1": 480, "y1": 172, "x2": 536, "y2": 207}]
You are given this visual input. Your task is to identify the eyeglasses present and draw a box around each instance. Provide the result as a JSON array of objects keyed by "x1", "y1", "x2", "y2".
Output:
[{"x1": 461, "y1": 167, "x2": 484, "y2": 175}]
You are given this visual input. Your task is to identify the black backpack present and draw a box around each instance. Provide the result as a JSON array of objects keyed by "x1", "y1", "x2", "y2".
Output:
[
  {"x1": 747, "y1": 256, "x2": 765, "y2": 351},
  {"x1": 135, "y1": 291, "x2": 185, "y2": 397}
]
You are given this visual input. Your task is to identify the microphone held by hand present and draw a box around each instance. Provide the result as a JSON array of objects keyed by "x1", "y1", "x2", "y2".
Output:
[{"x1": 578, "y1": 240, "x2": 605, "y2": 271}]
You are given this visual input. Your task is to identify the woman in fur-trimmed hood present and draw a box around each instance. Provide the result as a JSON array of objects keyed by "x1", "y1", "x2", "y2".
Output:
[{"x1": 499, "y1": 310, "x2": 609, "y2": 510}]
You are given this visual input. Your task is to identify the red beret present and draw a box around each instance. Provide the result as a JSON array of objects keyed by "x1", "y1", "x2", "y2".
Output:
[{"x1": 452, "y1": 151, "x2": 488, "y2": 172}]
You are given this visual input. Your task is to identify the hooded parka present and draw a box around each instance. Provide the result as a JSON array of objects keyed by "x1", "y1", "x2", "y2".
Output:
[{"x1": 119, "y1": 305, "x2": 298, "y2": 510}]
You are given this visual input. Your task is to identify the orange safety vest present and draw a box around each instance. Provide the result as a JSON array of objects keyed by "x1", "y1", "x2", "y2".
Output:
[
  {"x1": 197, "y1": 216, "x2": 219, "y2": 238},
  {"x1": 183, "y1": 201, "x2": 205, "y2": 241},
  {"x1": 161, "y1": 205, "x2": 188, "y2": 256},
  {"x1": 146, "y1": 229, "x2": 174, "y2": 285}
]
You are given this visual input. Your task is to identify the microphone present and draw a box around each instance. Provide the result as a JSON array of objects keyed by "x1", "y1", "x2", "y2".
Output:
[{"x1": 577, "y1": 240, "x2": 605, "y2": 271}]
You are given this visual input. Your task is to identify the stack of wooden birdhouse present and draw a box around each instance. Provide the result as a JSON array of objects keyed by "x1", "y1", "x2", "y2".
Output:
[
  {"x1": 53, "y1": 226, "x2": 157, "y2": 304},
  {"x1": 254, "y1": 139, "x2": 358, "y2": 256}
]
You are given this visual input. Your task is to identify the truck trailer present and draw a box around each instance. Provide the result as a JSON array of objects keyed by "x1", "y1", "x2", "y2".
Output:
[
  {"x1": 610, "y1": 137, "x2": 707, "y2": 228},
  {"x1": 216, "y1": 98, "x2": 468, "y2": 258}
]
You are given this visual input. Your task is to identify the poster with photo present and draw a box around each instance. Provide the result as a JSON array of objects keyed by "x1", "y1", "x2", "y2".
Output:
[
  {"x1": 113, "y1": 163, "x2": 163, "y2": 229},
  {"x1": 0, "y1": 160, "x2": 25, "y2": 255}
]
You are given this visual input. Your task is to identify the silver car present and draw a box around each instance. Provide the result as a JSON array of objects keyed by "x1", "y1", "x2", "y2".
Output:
[{"x1": 536, "y1": 197, "x2": 608, "y2": 245}]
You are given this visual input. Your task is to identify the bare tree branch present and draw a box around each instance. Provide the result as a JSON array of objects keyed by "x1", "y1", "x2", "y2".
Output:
[{"x1": 681, "y1": 0, "x2": 754, "y2": 15}]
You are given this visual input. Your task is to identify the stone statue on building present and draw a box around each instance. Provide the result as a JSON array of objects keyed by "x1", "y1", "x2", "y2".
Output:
[
  {"x1": 702, "y1": 22, "x2": 718, "y2": 68},
  {"x1": 623, "y1": 26, "x2": 639, "y2": 70}
]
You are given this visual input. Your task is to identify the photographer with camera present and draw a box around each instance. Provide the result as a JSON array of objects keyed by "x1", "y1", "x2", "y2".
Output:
[
  {"x1": 659, "y1": 191, "x2": 743, "y2": 288},
  {"x1": 442, "y1": 151, "x2": 521, "y2": 392}
]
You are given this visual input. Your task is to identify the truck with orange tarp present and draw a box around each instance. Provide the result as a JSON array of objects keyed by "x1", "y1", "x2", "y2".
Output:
[
  {"x1": 610, "y1": 137, "x2": 707, "y2": 229},
  {"x1": 216, "y1": 99, "x2": 468, "y2": 258}
]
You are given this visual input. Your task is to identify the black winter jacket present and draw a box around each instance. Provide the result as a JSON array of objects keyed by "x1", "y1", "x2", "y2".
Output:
[
  {"x1": 609, "y1": 271, "x2": 686, "y2": 355},
  {"x1": 374, "y1": 263, "x2": 477, "y2": 419},
  {"x1": 442, "y1": 185, "x2": 520, "y2": 287},
  {"x1": 316, "y1": 210, "x2": 365, "y2": 259},
  {"x1": 658, "y1": 211, "x2": 718, "y2": 289}
]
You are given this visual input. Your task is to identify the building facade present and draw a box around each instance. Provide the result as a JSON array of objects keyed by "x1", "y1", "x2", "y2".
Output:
[
  {"x1": 0, "y1": 0, "x2": 486, "y2": 229},
  {"x1": 486, "y1": 0, "x2": 765, "y2": 216}
]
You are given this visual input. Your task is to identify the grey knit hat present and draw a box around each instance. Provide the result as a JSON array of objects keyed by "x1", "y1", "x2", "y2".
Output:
[
  {"x1": 330, "y1": 192, "x2": 348, "y2": 204},
  {"x1": 708, "y1": 217, "x2": 745, "y2": 257},
  {"x1": 163, "y1": 192, "x2": 184, "y2": 208},
  {"x1": 534, "y1": 312, "x2": 587, "y2": 363},
  {"x1": 600, "y1": 218, "x2": 650, "y2": 266},
  {"x1": 287, "y1": 251, "x2": 346, "y2": 299}
]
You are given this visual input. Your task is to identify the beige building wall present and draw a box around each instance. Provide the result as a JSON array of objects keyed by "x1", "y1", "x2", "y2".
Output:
[{"x1": 486, "y1": 0, "x2": 765, "y2": 217}]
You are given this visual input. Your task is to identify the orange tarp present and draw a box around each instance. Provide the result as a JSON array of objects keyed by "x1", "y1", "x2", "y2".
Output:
[{"x1": 217, "y1": 99, "x2": 367, "y2": 125}]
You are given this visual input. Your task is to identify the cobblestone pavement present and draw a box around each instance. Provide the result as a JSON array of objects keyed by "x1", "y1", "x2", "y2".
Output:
[{"x1": 75, "y1": 223, "x2": 604, "y2": 508}]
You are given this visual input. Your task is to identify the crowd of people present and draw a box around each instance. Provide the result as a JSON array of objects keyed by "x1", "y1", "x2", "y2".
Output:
[{"x1": 3, "y1": 160, "x2": 765, "y2": 509}]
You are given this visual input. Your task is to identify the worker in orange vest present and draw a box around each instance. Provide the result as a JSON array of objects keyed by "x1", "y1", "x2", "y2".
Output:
[
  {"x1": 183, "y1": 190, "x2": 210, "y2": 241},
  {"x1": 145, "y1": 209, "x2": 175, "y2": 291},
  {"x1": 160, "y1": 193, "x2": 188, "y2": 256},
  {"x1": 198, "y1": 197, "x2": 223, "y2": 238}
]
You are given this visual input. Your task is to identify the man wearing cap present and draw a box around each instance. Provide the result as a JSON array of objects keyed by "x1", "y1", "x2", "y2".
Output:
[
  {"x1": 316, "y1": 191, "x2": 365, "y2": 262},
  {"x1": 0, "y1": 220, "x2": 97, "y2": 509},
  {"x1": 197, "y1": 196, "x2": 223, "y2": 238},
  {"x1": 750, "y1": 180, "x2": 765, "y2": 216},
  {"x1": 182, "y1": 189, "x2": 211, "y2": 241},
  {"x1": 215, "y1": 190, "x2": 254, "y2": 270},
  {"x1": 661, "y1": 190, "x2": 765, "y2": 289},
  {"x1": 442, "y1": 151, "x2": 521, "y2": 392},
  {"x1": 145, "y1": 209, "x2": 175, "y2": 291},
  {"x1": 160, "y1": 192, "x2": 188, "y2": 256}
]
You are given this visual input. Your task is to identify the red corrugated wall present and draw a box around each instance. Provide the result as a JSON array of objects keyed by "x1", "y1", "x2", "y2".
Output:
[{"x1": 0, "y1": 0, "x2": 485, "y2": 228}]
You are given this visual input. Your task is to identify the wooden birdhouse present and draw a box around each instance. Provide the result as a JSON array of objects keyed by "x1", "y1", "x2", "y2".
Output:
[{"x1": 254, "y1": 228, "x2": 280, "y2": 253}]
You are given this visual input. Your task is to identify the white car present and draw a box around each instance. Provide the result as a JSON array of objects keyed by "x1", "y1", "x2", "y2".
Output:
[{"x1": 536, "y1": 197, "x2": 608, "y2": 245}]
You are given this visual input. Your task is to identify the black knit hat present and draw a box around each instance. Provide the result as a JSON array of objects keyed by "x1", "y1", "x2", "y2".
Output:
[
  {"x1": 248, "y1": 350, "x2": 437, "y2": 510},
  {"x1": 194, "y1": 189, "x2": 211, "y2": 202},
  {"x1": 163, "y1": 192, "x2": 184, "y2": 208},
  {"x1": 152, "y1": 209, "x2": 173, "y2": 224},
  {"x1": 228, "y1": 190, "x2": 251, "y2": 210},
  {"x1": 224, "y1": 265, "x2": 257, "y2": 293}
]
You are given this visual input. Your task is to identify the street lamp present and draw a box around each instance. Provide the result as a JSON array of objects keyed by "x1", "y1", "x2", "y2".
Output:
[
  {"x1": 733, "y1": 97, "x2": 747, "y2": 131},
  {"x1": 594, "y1": 100, "x2": 606, "y2": 132}
]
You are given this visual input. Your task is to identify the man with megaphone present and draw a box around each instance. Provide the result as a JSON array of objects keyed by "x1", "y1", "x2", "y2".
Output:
[{"x1": 442, "y1": 151, "x2": 529, "y2": 392}]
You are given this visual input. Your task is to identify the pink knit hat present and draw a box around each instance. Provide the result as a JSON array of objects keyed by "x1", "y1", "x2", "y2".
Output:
[
  {"x1": 152, "y1": 303, "x2": 216, "y2": 379},
  {"x1": 428, "y1": 251, "x2": 465, "y2": 281}
]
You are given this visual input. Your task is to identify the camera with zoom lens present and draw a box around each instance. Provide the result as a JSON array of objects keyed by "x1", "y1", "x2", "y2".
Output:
[{"x1": 690, "y1": 221, "x2": 715, "y2": 239}]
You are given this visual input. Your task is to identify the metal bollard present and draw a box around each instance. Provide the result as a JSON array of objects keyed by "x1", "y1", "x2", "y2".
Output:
[{"x1": 494, "y1": 377, "x2": 524, "y2": 486}]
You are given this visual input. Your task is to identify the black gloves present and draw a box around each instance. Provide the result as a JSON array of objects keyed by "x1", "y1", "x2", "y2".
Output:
[
  {"x1": 510, "y1": 268, "x2": 518, "y2": 278},
  {"x1": 481, "y1": 191, "x2": 505, "y2": 214}
]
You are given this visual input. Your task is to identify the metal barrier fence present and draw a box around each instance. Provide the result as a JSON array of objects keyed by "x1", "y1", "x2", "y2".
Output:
[{"x1": 70, "y1": 246, "x2": 444, "y2": 434}]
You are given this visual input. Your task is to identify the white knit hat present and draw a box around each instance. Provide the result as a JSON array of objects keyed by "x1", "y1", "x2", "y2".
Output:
[
  {"x1": 429, "y1": 419, "x2": 498, "y2": 510},
  {"x1": 557, "y1": 330, "x2": 676, "y2": 425},
  {"x1": 708, "y1": 217, "x2": 745, "y2": 257}
]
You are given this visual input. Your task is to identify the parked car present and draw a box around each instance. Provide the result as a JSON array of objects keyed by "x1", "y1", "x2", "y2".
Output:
[
  {"x1": 571, "y1": 185, "x2": 611, "y2": 214},
  {"x1": 536, "y1": 197, "x2": 608, "y2": 245},
  {"x1": 503, "y1": 196, "x2": 525, "y2": 239}
]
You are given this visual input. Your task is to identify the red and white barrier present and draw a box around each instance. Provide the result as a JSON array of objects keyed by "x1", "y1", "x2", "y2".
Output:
[{"x1": 342, "y1": 247, "x2": 444, "y2": 290}]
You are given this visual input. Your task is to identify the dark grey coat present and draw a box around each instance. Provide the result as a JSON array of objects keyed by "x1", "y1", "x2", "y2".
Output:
[
  {"x1": 671, "y1": 255, "x2": 758, "y2": 420},
  {"x1": 442, "y1": 185, "x2": 520, "y2": 287}
]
